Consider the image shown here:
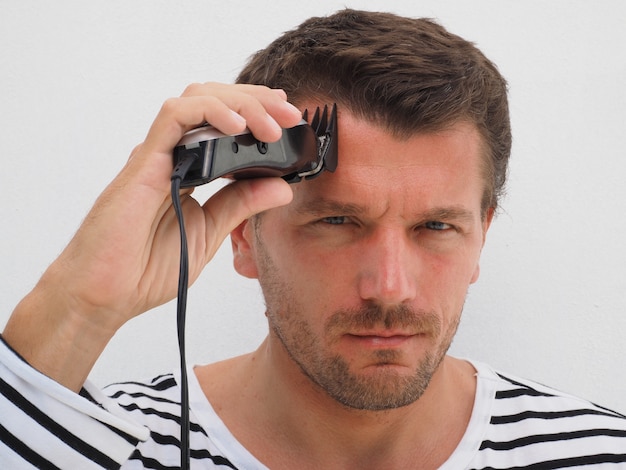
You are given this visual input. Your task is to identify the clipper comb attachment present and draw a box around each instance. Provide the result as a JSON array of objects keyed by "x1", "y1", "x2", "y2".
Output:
[{"x1": 173, "y1": 104, "x2": 338, "y2": 188}]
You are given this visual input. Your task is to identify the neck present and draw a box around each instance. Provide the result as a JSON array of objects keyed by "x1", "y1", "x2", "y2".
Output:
[{"x1": 198, "y1": 335, "x2": 476, "y2": 469}]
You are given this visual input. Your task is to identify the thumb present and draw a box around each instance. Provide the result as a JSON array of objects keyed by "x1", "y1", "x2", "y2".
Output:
[{"x1": 201, "y1": 177, "x2": 293, "y2": 254}]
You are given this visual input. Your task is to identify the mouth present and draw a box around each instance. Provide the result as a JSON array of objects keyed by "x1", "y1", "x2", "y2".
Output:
[{"x1": 344, "y1": 332, "x2": 419, "y2": 349}]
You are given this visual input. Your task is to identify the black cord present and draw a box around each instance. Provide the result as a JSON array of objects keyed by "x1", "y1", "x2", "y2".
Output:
[{"x1": 171, "y1": 153, "x2": 198, "y2": 470}]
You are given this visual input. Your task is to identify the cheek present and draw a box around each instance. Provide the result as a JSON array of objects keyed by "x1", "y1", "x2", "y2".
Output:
[
  {"x1": 285, "y1": 262, "x2": 341, "y2": 314},
  {"x1": 258, "y1": 248, "x2": 348, "y2": 335},
  {"x1": 419, "y1": 252, "x2": 480, "y2": 312}
]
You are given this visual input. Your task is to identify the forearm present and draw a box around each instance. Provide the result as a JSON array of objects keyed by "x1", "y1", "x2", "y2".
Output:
[{"x1": 2, "y1": 268, "x2": 117, "y2": 392}]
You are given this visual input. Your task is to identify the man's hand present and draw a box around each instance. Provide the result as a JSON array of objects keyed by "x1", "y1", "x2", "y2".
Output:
[{"x1": 2, "y1": 83, "x2": 301, "y2": 391}]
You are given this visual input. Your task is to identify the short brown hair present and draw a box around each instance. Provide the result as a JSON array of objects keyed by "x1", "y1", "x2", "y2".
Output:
[{"x1": 237, "y1": 9, "x2": 511, "y2": 213}]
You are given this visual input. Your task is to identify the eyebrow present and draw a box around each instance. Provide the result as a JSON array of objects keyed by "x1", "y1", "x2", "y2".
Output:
[
  {"x1": 418, "y1": 207, "x2": 477, "y2": 224},
  {"x1": 296, "y1": 198, "x2": 365, "y2": 217},
  {"x1": 295, "y1": 197, "x2": 477, "y2": 224}
]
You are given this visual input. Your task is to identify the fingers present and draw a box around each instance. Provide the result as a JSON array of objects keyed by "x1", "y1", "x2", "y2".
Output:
[
  {"x1": 200, "y1": 177, "x2": 293, "y2": 257},
  {"x1": 117, "y1": 82, "x2": 300, "y2": 277},
  {"x1": 142, "y1": 83, "x2": 303, "y2": 157},
  {"x1": 182, "y1": 83, "x2": 302, "y2": 132}
]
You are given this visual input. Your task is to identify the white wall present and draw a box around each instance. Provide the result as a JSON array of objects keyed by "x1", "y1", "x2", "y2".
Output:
[{"x1": 1, "y1": 1, "x2": 625, "y2": 412}]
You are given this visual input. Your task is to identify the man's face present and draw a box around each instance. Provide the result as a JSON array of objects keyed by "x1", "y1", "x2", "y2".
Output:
[{"x1": 232, "y1": 113, "x2": 492, "y2": 410}]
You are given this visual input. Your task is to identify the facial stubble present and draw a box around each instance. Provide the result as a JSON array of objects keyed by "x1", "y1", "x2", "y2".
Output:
[{"x1": 253, "y1": 224, "x2": 461, "y2": 411}]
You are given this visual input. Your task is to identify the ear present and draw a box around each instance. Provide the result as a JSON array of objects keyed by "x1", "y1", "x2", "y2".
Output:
[
  {"x1": 231, "y1": 219, "x2": 259, "y2": 279},
  {"x1": 481, "y1": 207, "x2": 495, "y2": 244},
  {"x1": 470, "y1": 207, "x2": 495, "y2": 284}
]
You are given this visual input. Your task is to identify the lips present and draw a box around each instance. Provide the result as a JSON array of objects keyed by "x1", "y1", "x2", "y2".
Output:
[
  {"x1": 345, "y1": 332, "x2": 418, "y2": 348},
  {"x1": 324, "y1": 305, "x2": 441, "y2": 352}
]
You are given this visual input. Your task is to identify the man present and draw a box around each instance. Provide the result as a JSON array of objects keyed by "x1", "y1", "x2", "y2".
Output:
[{"x1": 1, "y1": 8, "x2": 625, "y2": 469}]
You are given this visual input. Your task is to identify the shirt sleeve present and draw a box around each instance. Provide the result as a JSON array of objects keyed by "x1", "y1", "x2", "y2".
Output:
[{"x1": 0, "y1": 336, "x2": 150, "y2": 469}]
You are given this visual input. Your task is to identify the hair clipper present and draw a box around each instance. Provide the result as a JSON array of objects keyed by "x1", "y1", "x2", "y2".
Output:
[{"x1": 172, "y1": 104, "x2": 337, "y2": 187}]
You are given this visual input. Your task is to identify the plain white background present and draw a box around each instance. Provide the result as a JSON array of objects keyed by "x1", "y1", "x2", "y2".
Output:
[{"x1": 1, "y1": 1, "x2": 625, "y2": 412}]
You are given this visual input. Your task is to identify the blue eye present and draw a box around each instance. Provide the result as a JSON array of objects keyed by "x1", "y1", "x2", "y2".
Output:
[
  {"x1": 424, "y1": 221, "x2": 451, "y2": 231},
  {"x1": 322, "y1": 216, "x2": 347, "y2": 225}
]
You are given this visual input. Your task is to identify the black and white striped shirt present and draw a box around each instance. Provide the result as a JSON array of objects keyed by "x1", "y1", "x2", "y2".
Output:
[{"x1": 1, "y1": 339, "x2": 625, "y2": 469}]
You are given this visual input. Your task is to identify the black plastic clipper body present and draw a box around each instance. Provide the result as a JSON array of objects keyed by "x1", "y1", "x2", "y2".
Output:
[{"x1": 173, "y1": 104, "x2": 337, "y2": 188}]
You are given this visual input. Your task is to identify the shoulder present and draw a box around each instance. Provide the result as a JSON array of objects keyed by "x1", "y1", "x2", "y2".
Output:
[
  {"x1": 103, "y1": 372, "x2": 179, "y2": 401},
  {"x1": 478, "y1": 364, "x2": 626, "y2": 424},
  {"x1": 471, "y1": 361, "x2": 626, "y2": 466},
  {"x1": 102, "y1": 372, "x2": 182, "y2": 430}
]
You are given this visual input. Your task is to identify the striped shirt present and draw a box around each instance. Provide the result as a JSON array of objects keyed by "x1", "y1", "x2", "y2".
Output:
[{"x1": 1, "y1": 339, "x2": 626, "y2": 469}]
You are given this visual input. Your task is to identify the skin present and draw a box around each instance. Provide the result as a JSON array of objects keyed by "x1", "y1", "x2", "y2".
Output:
[
  {"x1": 3, "y1": 84, "x2": 493, "y2": 468},
  {"x1": 197, "y1": 112, "x2": 493, "y2": 468}
]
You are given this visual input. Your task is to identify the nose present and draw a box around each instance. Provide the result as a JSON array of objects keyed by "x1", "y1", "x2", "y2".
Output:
[{"x1": 356, "y1": 228, "x2": 417, "y2": 306}]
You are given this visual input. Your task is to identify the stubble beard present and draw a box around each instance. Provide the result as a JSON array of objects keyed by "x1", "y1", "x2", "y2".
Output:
[
  {"x1": 268, "y1": 303, "x2": 457, "y2": 411},
  {"x1": 254, "y1": 229, "x2": 461, "y2": 411}
]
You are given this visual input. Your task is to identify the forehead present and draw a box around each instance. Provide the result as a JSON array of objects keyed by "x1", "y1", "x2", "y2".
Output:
[{"x1": 290, "y1": 113, "x2": 486, "y2": 218}]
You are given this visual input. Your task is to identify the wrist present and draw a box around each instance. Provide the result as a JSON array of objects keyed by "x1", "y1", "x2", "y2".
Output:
[{"x1": 2, "y1": 270, "x2": 118, "y2": 392}]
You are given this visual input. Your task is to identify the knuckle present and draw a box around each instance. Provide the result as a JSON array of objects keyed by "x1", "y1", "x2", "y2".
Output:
[
  {"x1": 159, "y1": 97, "x2": 180, "y2": 115},
  {"x1": 243, "y1": 84, "x2": 274, "y2": 99},
  {"x1": 181, "y1": 82, "x2": 204, "y2": 96}
]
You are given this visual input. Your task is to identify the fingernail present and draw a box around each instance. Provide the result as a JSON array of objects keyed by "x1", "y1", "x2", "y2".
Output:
[
  {"x1": 283, "y1": 101, "x2": 302, "y2": 116},
  {"x1": 272, "y1": 88, "x2": 287, "y2": 99},
  {"x1": 266, "y1": 113, "x2": 282, "y2": 134},
  {"x1": 230, "y1": 109, "x2": 247, "y2": 126}
]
